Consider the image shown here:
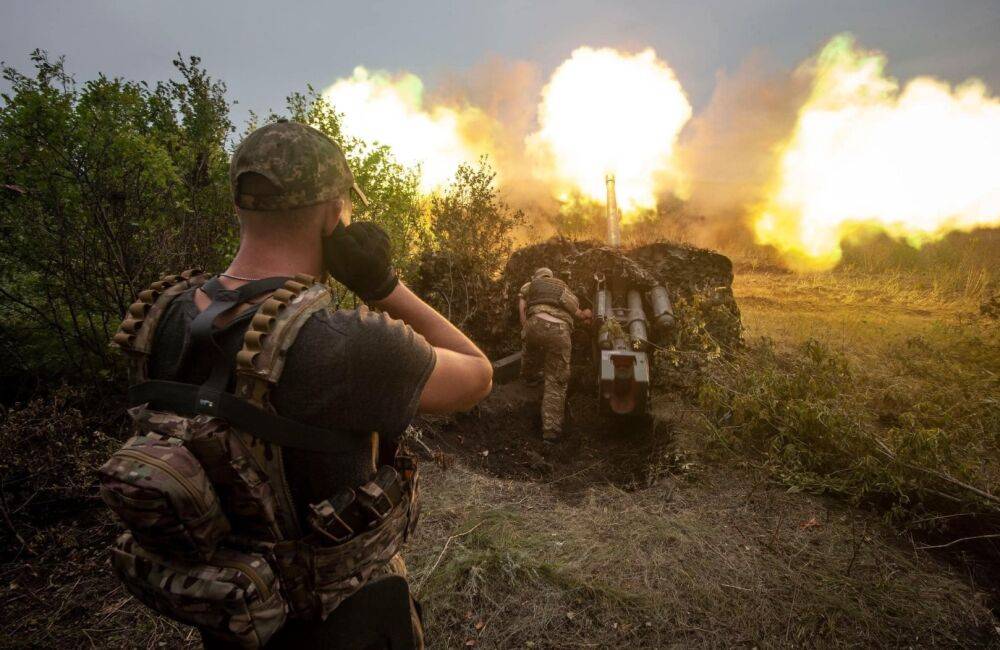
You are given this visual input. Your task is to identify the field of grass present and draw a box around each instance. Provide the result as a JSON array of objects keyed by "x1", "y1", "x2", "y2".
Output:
[
  {"x1": 2, "y1": 268, "x2": 998, "y2": 648},
  {"x1": 408, "y1": 462, "x2": 994, "y2": 648},
  {"x1": 719, "y1": 271, "x2": 999, "y2": 533},
  {"x1": 406, "y1": 268, "x2": 1000, "y2": 648}
]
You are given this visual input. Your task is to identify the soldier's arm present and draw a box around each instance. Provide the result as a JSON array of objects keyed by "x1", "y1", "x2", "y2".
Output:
[
  {"x1": 563, "y1": 289, "x2": 592, "y2": 322},
  {"x1": 373, "y1": 282, "x2": 492, "y2": 413},
  {"x1": 519, "y1": 297, "x2": 527, "y2": 327}
]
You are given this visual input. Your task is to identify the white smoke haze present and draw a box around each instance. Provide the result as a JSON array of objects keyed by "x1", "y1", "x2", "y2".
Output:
[
  {"x1": 434, "y1": 57, "x2": 561, "y2": 224},
  {"x1": 754, "y1": 34, "x2": 1000, "y2": 269},
  {"x1": 321, "y1": 67, "x2": 490, "y2": 193},
  {"x1": 667, "y1": 52, "x2": 811, "y2": 255}
]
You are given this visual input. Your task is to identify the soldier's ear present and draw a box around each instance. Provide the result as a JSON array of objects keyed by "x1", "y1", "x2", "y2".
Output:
[{"x1": 321, "y1": 197, "x2": 348, "y2": 236}]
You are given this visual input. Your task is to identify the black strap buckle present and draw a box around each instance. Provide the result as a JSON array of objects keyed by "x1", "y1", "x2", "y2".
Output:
[{"x1": 195, "y1": 386, "x2": 223, "y2": 416}]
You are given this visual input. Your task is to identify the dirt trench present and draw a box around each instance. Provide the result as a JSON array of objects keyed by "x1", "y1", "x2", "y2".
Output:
[
  {"x1": 416, "y1": 371, "x2": 687, "y2": 496},
  {"x1": 412, "y1": 237, "x2": 738, "y2": 494}
]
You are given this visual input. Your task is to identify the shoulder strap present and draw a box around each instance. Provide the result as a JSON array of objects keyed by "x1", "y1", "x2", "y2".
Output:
[
  {"x1": 190, "y1": 276, "x2": 292, "y2": 397},
  {"x1": 191, "y1": 276, "x2": 290, "y2": 356},
  {"x1": 125, "y1": 274, "x2": 367, "y2": 453},
  {"x1": 112, "y1": 269, "x2": 212, "y2": 384},
  {"x1": 234, "y1": 274, "x2": 334, "y2": 409},
  {"x1": 232, "y1": 273, "x2": 337, "y2": 539}
]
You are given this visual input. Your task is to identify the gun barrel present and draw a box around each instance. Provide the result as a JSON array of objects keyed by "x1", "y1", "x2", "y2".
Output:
[{"x1": 605, "y1": 174, "x2": 620, "y2": 248}]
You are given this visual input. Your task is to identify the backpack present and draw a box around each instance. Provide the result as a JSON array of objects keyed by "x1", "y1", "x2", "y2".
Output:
[{"x1": 99, "y1": 270, "x2": 420, "y2": 648}]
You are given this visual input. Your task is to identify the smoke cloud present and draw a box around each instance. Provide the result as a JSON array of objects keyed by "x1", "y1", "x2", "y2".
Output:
[
  {"x1": 672, "y1": 53, "x2": 810, "y2": 254},
  {"x1": 434, "y1": 57, "x2": 563, "y2": 238},
  {"x1": 320, "y1": 35, "x2": 1000, "y2": 268}
]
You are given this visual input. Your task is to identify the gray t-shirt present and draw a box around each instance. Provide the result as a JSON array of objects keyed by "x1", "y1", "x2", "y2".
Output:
[{"x1": 147, "y1": 285, "x2": 435, "y2": 524}]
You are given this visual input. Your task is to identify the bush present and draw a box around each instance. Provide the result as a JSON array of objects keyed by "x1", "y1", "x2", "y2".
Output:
[
  {"x1": 429, "y1": 158, "x2": 524, "y2": 279},
  {"x1": 698, "y1": 332, "x2": 1000, "y2": 542},
  {"x1": 0, "y1": 51, "x2": 235, "y2": 389},
  {"x1": 410, "y1": 159, "x2": 523, "y2": 340}
]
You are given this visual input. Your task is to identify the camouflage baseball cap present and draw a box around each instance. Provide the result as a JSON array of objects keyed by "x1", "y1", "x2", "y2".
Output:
[{"x1": 230, "y1": 119, "x2": 369, "y2": 211}]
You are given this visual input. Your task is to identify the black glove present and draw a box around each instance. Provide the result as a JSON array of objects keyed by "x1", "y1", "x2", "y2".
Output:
[{"x1": 322, "y1": 221, "x2": 399, "y2": 301}]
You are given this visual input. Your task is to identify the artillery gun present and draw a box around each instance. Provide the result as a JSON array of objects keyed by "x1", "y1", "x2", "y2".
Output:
[{"x1": 592, "y1": 175, "x2": 674, "y2": 416}]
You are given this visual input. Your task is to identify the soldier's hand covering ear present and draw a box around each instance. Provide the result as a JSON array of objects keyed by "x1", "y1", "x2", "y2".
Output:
[{"x1": 323, "y1": 221, "x2": 399, "y2": 301}]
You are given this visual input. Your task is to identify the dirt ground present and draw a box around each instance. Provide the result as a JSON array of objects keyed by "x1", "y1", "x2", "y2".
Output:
[{"x1": 2, "y1": 270, "x2": 997, "y2": 648}]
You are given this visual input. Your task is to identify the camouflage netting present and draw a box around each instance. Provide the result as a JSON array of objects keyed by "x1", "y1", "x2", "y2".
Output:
[{"x1": 412, "y1": 237, "x2": 742, "y2": 359}]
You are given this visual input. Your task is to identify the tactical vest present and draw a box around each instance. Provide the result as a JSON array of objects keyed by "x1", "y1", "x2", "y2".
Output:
[
  {"x1": 525, "y1": 276, "x2": 574, "y2": 315},
  {"x1": 99, "y1": 270, "x2": 420, "y2": 648}
]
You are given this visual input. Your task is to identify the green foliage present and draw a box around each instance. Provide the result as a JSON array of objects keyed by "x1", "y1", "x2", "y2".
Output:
[
  {"x1": 0, "y1": 51, "x2": 235, "y2": 387},
  {"x1": 429, "y1": 157, "x2": 524, "y2": 278},
  {"x1": 409, "y1": 159, "x2": 523, "y2": 335},
  {"x1": 651, "y1": 295, "x2": 726, "y2": 395},
  {"x1": 698, "y1": 330, "x2": 1000, "y2": 535}
]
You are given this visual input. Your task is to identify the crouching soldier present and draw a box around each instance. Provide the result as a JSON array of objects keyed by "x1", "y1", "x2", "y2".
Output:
[
  {"x1": 98, "y1": 120, "x2": 492, "y2": 648},
  {"x1": 519, "y1": 268, "x2": 591, "y2": 441}
]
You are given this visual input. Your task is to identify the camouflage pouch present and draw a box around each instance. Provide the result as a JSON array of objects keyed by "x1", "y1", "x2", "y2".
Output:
[
  {"x1": 128, "y1": 406, "x2": 283, "y2": 542},
  {"x1": 272, "y1": 490, "x2": 414, "y2": 620},
  {"x1": 184, "y1": 420, "x2": 284, "y2": 543},
  {"x1": 112, "y1": 532, "x2": 286, "y2": 649},
  {"x1": 98, "y1": 433, "x2": 230, "y2": 559}
]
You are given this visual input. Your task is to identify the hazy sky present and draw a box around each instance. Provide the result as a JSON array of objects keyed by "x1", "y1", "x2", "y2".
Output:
[{"x1": 3, "y1": 0, "x2": 999, "y2": 128}]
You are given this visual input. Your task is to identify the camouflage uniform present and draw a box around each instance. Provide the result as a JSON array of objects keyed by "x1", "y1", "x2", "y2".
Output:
[{"x1": 520, "y1": 276, "x2": 579, "y2": 439}]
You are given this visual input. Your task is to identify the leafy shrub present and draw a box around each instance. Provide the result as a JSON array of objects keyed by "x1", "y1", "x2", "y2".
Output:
[
  {"x1": 429, "y1": 158, "x2": 524, "y2": 279},
  {"x1": 410, "y1": 159, "x2": 523, "y2": 341},
  {"x1": 0, "y1": 51, "x2": 235, "y2": 388},
  {"x1": 698, "y1": 332, "x2": 1000, "y2": 540}
]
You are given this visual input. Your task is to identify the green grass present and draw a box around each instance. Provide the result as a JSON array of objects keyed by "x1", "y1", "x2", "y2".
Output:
[{"x1": 703, "y1": 271, "x2": 1000, "y2": 542}]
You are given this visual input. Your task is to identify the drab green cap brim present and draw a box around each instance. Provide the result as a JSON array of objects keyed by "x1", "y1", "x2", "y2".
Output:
[{"x1": 351, "y1": 182, "x2": 369, "y2": 207}]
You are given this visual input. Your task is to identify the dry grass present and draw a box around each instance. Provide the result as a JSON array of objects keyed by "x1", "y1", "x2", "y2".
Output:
[
  {"x1": 701, "y1": 271, "x2": 1000, "y2": 571},
  {"x1": 3, "y1": 428, "x2": 997, "y2": 649},
  {"x1": 407, "y1": 462, "x2": 996, "y2": 648}
]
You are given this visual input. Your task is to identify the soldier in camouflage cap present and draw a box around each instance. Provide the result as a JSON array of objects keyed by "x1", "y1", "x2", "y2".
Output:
[
  {"x1": 230, "y1": 118, "x2": 369, "y2": 211},
  {"x1": 101, "y1": 117, "x2": 494, "y2": 648}
]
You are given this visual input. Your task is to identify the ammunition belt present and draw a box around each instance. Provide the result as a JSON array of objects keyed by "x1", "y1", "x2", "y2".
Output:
[
  {"x1": 113, "y1": 269, "x2": 206, "y2": 352},
  {"x1": 113, "y1": 269, "x2": 210, "y2": 383},
  {"x1": 235, "y1": 273, "x2": 314, "y2": 374},
  {"x1": 234, "y1": 273, "x2": 332, "y2": 410}
]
